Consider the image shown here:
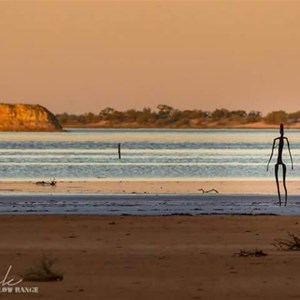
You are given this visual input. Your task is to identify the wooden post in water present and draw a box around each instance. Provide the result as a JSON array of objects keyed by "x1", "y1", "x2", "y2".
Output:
[{"x1": 118, "y1": 143, "x2": 121, "y2": 159}]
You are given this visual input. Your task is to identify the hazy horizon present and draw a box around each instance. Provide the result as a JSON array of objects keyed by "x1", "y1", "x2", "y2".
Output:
[{"x1": 1, "y1": 1, "x2": 300, "y2": 114}]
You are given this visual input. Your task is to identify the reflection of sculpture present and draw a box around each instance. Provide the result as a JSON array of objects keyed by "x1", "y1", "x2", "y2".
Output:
[{"x1": 267, "y1": 124, "x2": 293, "y2": 206}]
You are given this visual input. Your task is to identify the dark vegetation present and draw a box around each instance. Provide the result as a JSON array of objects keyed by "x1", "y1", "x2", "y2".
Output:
[
  {"x1": 272, "y1": 233, "x2": 300, "y2": 251},
  {"x1": 56, "y1": 105, "x2": 300, "y2": 128},
  {"x1": 23, "y1": 255, "x2": 63, "y2": 282}
]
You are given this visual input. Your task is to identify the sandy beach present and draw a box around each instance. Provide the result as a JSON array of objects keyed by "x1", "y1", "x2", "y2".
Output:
[
  {"x1": 0, "y1": 179, "x2": 299, "y2": 194},
  {"x1": 0, "y1": 180, "x2": 298, "y2": 299},
  {"x1": 0, "y1": 215, "x2": 299, "y2": 299}
]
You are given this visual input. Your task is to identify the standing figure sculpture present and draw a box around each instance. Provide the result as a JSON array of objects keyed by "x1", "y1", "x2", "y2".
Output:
[{"x1": 267, "y1": 124, "x2": 293, "y2": 206}]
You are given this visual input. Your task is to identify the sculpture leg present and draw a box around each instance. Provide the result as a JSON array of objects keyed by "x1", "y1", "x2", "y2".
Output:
[
  {"x1": 275, "y1": 164, "x2": 281, "y2": 206},
  {"x1": 282, "y1": 163, "x2": 288, "y2": 206}
]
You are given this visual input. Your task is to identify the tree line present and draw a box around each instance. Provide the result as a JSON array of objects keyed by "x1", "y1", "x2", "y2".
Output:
[{"x1": 56, "y1": 105, "x2": 300, "y2": 128}]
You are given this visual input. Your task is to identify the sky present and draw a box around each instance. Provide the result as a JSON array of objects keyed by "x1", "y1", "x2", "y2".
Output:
[{"x1": 1, "y1": 0, "x2": 300, "y2": 115}]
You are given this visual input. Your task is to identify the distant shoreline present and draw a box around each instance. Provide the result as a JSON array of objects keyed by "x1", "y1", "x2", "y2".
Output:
[
  {"x1": 62, "y1": 123, "x2": 300, "y2": 130},
  {"x1": 56, "y1": 107, "x2": 298, "y2": 129}
]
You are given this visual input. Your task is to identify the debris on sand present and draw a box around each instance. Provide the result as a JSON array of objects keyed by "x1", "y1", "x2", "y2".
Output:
[
  {"x1": 35, "y1": 178, "x2": 57, "y2": 186},
  {"x1": 236, "y1": 249, "x2": 268, "y2": 257}
]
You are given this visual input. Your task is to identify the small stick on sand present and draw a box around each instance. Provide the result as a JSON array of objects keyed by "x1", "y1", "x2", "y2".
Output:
[
  {"x1": 236, "y1": 249, "x2": 267, "y2": 257},
  {"x1": 198, "y1": 188, "x2": 219, "y2": 194}
]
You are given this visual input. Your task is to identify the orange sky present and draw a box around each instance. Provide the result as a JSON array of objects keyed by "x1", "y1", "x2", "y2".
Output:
[{"x1": 1, "y1": 1, "x2": 300, "y2": 114}]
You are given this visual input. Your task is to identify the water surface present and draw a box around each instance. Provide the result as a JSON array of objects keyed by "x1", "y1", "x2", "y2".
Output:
[{"x1": 0, "y1": 128, "x2": 298, "y2": 181}]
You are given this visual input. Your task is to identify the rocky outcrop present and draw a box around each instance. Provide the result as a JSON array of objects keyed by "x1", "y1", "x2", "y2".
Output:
[{"x1": 0, "y1": 104, "x2": 63, "y2": 131}]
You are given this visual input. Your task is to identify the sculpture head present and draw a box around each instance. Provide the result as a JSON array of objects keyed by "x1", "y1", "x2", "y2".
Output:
[{"x1": 280, "y1": 123, "x2": 284, "y2": 136}]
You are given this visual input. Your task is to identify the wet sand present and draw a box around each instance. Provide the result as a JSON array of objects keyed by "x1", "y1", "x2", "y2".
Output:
[
  {"x1": 1, "y1": 215, "x2": 300, "y2": 299},
  {"x1": 0, "y1": 179, "x2": 298, "y2": 194}
]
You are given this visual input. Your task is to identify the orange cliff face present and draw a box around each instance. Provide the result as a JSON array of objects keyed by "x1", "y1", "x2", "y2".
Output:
[{"x1": 0, "y1": 104, "x2": 63, "y2": 131}]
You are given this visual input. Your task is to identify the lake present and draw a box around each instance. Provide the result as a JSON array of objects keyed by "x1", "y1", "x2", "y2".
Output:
[{"x1": 0, "y1": 128, "x2": 298, "y2": 181}]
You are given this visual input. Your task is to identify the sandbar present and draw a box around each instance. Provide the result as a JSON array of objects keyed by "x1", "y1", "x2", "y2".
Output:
[{"x1": 0, "y1": 179, "x2": 298, "y2": 194}]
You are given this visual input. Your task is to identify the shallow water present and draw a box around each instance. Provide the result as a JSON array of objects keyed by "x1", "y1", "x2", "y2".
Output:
[
  {"x1": 0, "y1": 128, "x2": 298, "y2": 180},
  {"x1": 0, "y1": 194, "x2": 298, "y2": 216}
]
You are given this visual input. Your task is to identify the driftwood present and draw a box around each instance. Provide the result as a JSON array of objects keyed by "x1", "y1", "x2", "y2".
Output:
[
  {"x1": 272, "y1": 233, "x2": 300, "y2": 251},
  {"x1": 236, "y1": 249, "x2": 268, "y2": 257},
  {"x1": 199, "y1": 188, "x2": 219, "y2": 194},
  {"x1": 35, "y1": 178, "x2": 57, "y2": 186}
]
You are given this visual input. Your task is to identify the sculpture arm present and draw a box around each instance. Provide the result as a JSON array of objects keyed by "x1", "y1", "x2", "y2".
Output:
[
  {"x1": 267, "y1": 139, "x2": 276, "y2": 171},
  {"x1": 285, "y1": 138, "x2": 294, "y2": 170}
]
